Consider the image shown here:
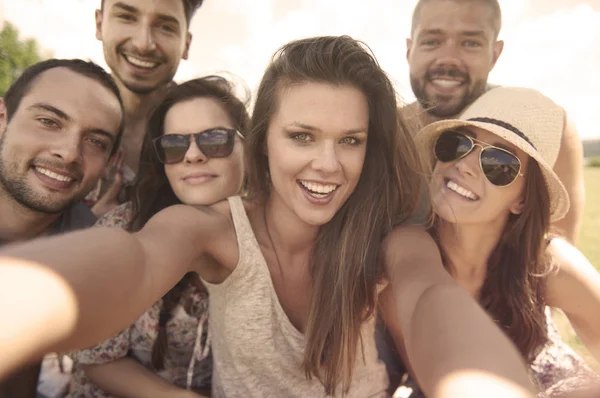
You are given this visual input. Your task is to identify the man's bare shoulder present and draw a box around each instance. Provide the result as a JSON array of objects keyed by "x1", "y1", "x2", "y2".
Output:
[{"x1": 398, "y1": 101, "x2": 429, "y2": 137}]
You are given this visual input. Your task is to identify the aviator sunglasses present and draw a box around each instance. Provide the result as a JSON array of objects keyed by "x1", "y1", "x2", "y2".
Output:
[
  {"x1": 153, "y1": 128, "x2": 244, "y2": 165},
  {"x1": 433, "y1": 130, "x2": 523, "y2": 187}
]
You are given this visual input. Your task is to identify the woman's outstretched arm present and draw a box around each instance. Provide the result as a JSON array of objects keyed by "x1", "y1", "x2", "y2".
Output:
[
  {"x1": 383, "y1": 225, "x2": 535, "y2": 398},
  {"x1": 0, "y1": 204, "x2": 224, "y2": 381},
  {"x1": 546, "y1": 238, "x2": 600, "y2": 364}
]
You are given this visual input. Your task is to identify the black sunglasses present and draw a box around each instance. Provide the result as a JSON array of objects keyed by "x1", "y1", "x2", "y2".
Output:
[
  {"x1": 433, "y1": 130, "x2": 523, "y2": 187},
  {"x1": 153, "y1": 128, "x2": 243, "y2": 165}
]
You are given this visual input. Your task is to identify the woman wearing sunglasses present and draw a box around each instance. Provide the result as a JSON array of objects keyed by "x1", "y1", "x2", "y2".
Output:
[
  {"x1": 387, "y1": 87, "x2": 600, "y2": 397},
  {"x1": 0, "y1": 37, "x2": 537, "y2": 398},
  {"x1": 67, "y1": 76, "x2": 249, "y2": 398}
]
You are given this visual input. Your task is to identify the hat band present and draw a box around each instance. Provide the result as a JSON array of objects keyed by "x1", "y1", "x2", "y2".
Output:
[{"x1": 467, "y1": 117, "x2": 536, "y2": 149}]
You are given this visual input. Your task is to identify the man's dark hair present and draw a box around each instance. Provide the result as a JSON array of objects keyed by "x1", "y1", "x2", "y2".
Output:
[
  {"x1": 100, "y1": 0, "x2": 204, "y2": 27},
  {"x1": 411, "y1": 0, "x2": 502, "y2": 40},
  {"x1": 3, "y1": 58, "x2": 125, "y2": 155}
]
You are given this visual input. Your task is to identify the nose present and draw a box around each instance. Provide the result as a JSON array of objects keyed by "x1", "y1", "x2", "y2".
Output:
[
  {"x1": 131, "y1": 22, "x2": 157, "y2": 53},
  {"x1": 183, "y1": 136, "x2": 208, "y2": 164},
  {"x1": 50, "y1": 132, "x2": 83, "y2": 164},
  {"x1": 432, "y1": 41, "x2": 463, "y2": 69},
  {"x1": 454, "y1": 145, "x2": 481, "y2": 178},
  {"x1": 312, "y1": 141, "x2": 341, "y2": 174}
]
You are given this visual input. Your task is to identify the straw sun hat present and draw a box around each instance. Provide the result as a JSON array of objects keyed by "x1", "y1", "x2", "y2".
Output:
[{"x1": 414, "y1": 86, "x2": 570, "y2": 222}]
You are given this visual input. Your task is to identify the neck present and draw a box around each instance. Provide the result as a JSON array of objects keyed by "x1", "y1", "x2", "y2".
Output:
[
  {"x1": 437, "y1": 220, "x2": 504, "y2": 293},
  {"x1": 114, "y1": 78, "x2": 169, "y2": 173},
  {"x1": 415, "y1": 102, "x2": 459, "y2": 125},
  {"x1": 0, "y1": 189, "x2": 61, "y2": 242},
  {"x1": 264, "y1": 195, "x2": 319, "y2": 260},
  {"x1": 115, "y1": 78, "x2": 168, "y2": 123}
]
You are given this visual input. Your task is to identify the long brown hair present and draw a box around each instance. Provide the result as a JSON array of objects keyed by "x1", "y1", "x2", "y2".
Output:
[
  {"x1": 128, "y1": 76, "x2": 250, "y2": 370},
  {"x1": 246, "y1": 36, "x2": 429, "y2": 394},
  {"x1": 433, "y1": 160, "x2": 554, "y2": 363}
]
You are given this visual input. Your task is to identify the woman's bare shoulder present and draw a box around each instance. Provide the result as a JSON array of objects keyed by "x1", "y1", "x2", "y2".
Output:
[{"x1": 384, "y1": 225, "x2": 437, "y2": 255}]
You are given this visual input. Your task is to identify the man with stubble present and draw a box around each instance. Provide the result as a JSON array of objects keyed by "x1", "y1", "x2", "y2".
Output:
[
  {"x1": 90, "y1": 0, "x2": 203, "y2": 217},
  {"x1": 404, "y1": 0, "x2": 584, "y2": 243}
]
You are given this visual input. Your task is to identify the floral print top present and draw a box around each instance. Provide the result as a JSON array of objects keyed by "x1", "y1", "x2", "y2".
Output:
[
  {"x1": 67, "y1": 202, "x2": 212, "y2": 397},
  {"x1": 532, "y1": 308, "x2": 599, "y2": 397}
]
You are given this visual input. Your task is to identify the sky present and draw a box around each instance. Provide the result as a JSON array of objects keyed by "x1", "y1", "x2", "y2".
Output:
[{"x1": 1, "y1": 0, "x2": 600, "y2": 138}]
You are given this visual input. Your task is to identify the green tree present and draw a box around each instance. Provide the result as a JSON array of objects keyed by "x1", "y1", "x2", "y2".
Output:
[{"x1": 0, "y1": 22, "x2": 43, "y2": 96}]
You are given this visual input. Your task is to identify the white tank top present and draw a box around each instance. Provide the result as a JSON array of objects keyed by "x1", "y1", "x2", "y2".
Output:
[{"x1": 202, "y1": 196, "x2": 389, "y2": 397}]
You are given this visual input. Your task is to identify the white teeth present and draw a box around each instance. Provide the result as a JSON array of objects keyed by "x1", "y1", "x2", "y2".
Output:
[
  {"x1": 125, "y1": 55, "x2": 158, "y2": 69},
  {"x1": 432, "y1": 79, "x2": 462, "y2": 88},
  {"x1": 447, "y1": 180, "x2": 478, "y2": 200},
  {"x1": 299, "y1": 180, "x2": 338, "y2": 198},
  {"x1": 35, "y1": 167, "x2": 73, "y2": 182}
]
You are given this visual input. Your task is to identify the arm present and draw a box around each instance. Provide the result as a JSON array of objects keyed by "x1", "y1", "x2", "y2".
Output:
[
  {"x1": 552, "y1": 115, "x2": 585, "y2": 244},
  {"x1": 0, "y1": 204, "x2": 226, "y2": 381},
  {"x1": 73, "y1": 307, "x2": 205, "y2": 398},
  {"x1": 383, "y1": 226, "x2": 534, "y2": 398},
  {"x1": 546, "y1": 238, "x2": 600, "y2": 362},
  {"x1": 81, "y1": 358, "x2": 205, "y2": 398}
]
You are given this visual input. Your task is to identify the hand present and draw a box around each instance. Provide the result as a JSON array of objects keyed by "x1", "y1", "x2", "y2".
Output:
[{"x1": 91, "y1": 150, "x2": 125, "y2": 218}]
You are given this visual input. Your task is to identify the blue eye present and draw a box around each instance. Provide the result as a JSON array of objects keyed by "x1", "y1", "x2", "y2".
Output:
[
  {"x1": 38, "y1": 118, "x2": 59, "y2": 129},
  {"x1": 86, "y1": 137, "x2": 109, "y2": 151},
  {"x1": 341, "y1": 136, "x2": 362, "y2": 145},
  {"x1": 421, "y1": 39, "x2": 440, "y2": 47},
  {"x1": 464, "y1": 40, "x2": 482, "y2": 48},
  {"x1": 116, "y1": 13, "x2": 135, "y2": 22},
  {"x1": 160, "y1": 24, "x2": 176, "y2": 33},
  {"x1": 290, "y1": 133, "x2": 311, "y2": 142}
]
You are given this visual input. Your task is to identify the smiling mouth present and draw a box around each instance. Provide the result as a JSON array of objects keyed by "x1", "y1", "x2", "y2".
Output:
[
  {"x1": 298, "y1": 180, "x2": 339, "y2": 199},
  {"x1": 445, "y1": 179, "x2": 479, "y2": 201},
  {"x1": 430, "y1": 79, "x2": 464, "y2": 88},
  {"x1": 123, "y1": 54, "x2": 160, "y2": 70},
  {"x1": 34, "y1": 166, "x2": 74, "y2": 183}
]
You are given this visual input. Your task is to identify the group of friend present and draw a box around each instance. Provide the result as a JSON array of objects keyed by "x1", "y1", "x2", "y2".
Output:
[{"x1": 0, "y1": 0, "x2": 599, "y2": 397}]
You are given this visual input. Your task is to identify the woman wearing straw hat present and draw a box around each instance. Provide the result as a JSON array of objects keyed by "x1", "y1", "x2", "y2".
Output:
[{"x1": 385, "y1": 86, "x2": 600, "y2": 397}]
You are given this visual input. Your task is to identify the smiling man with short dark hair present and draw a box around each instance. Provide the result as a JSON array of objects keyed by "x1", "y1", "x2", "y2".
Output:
[
  {"x1": 0, "y1": 58, "x2": 124, "y2": 398},
  {"x1": 89, "y1": 0, "x2": 204, "y2": 217}
]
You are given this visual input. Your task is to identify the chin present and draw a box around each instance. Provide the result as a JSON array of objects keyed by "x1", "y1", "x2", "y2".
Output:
[
  {"x1": 296, "y1": 205, "x2": 338, "y2": 227},
  {"x1": 432, "y1": 197, "x2": 460, "y2": 224}
]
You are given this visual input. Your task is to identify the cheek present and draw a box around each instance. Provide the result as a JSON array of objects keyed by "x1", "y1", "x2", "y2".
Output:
[
  {"x1": 84, "y1": 154, "x2": 109, "y2": 180},
  {"x1": 215, "y1": 158, "x2": 245, "y2": 192},
  {"x1": 163, "y1": 164, "x2": 179, "y2": 187},
  {"x1": 344, "y1": 151, "x2": 366, "y2": 181},
  {"x1": 431, "y1": 161, "x2": 447, "y2": 181},
  {"x1": 411, "y1": 52, "x2": 436, "y2": 72},
  {"x1": 160, "y1": 38, "x2": 186, "y2": 61},
  {"x1": 468, "y1": 57, "x2": 493, "y2": 76}
]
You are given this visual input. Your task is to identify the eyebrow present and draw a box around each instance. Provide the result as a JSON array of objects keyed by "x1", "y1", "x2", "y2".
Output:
[
  {"x1": 112, "y1": 2, "x2": 137, "y2": 14},
  {"x1": 112, "y1": 1, "x2": 181, "y2": 27},
  {"x1": 419, "y1": 29, "x2": 444, "y2": 36},
  {"x1": 419, "y1": 29, "x2": 487, "y2": 39},
  {"x1": 27, "y1": 103, "x2": 70, "y2": 121},
  {"x1": 460, "y1": 30, "x2": 488, "y2": 39},
  {"x1": 28, "y1": 103, "x2": 116, "y2": 144},
  {"x1": 88, "y1": 129, "x2": 117, "y2": 145},
  {"x1": 287, "y1": 122, "x2": 368, "y2": 135}
]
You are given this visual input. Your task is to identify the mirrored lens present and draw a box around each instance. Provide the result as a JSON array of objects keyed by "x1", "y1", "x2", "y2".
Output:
[
  {"x1": 155, "y1": 135, "x2": 190, "y2": 164},
  {"x1": 196, "y1": 129, "x2": 234, "y2": 158},
  {"x1": 434, "y1": 131, "x2": 473, "y2": 162},
  {"x1": 481, "y1": 148, "x2": 521, "y2": 186}
]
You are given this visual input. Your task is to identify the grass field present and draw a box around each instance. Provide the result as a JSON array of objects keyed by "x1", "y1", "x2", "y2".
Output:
[{"x1": 553, "y1": 167, "x2": 600, "y2": 369}]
